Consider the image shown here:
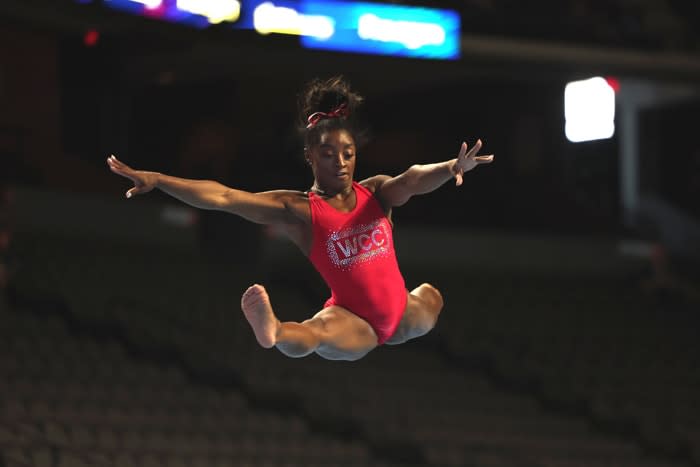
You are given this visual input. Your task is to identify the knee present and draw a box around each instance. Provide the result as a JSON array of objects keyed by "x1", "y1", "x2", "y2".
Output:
[
  {"x1": 276, "y1": 340, "x2": 315, "y2": 358},
  {"x1": 419, "y1": 283, "x2": 444, "y2": 315},
  {"x1": 415, "y1": 283, "x2": 443, "y2": 333},
  {"x1": 276, "y1": 318, "x2": 324, "y2": 358}
]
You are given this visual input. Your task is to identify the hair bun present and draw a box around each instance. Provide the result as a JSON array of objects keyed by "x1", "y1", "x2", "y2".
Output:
[{"x1": 299, "y1": 76, "x2": 364, "y2": 127}]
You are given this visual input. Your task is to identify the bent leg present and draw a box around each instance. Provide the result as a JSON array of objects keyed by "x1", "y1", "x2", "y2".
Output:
[
  {"x1": 307, "y1": 307, "x2": 379, "y2": 361},
  {"x1": 241, "y1": 284, "x2": 378, "y2": 361},
  {"x1": 385, "y1": 283, "x2": 444, "y2": 346}
]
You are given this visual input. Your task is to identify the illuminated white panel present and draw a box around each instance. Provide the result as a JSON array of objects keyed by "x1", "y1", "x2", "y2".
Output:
[
  {"x1": 253, "y1": 2, "x2": 334, "y2": 39},
  {"x1": 253, "y1": 2, "x2": 300, "y2": 35},
  {"x1": 176, "y1": 0, "x2": 240, "y2": 24},
  {"x1": 300, "y1": 13, "x2": 335, "y2": 40},
  {"x1": 565, "y1": 77, "x2": 616, "y2": 143},
  {"x1": 357, "y1": 13, "x2": 446, "y2": 50}
]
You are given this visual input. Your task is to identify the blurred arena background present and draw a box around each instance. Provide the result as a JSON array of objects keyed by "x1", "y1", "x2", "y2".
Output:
[{"x1": 1, "y1": 1, "x2": 700, "y2": 466}]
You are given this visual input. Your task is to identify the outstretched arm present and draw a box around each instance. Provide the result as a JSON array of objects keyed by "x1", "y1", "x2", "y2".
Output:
[
  {"x1": 106, "y1": 155, "x2": 302, "y2": 225},
  {"x1": 373, "y1": 139, "x2": 493, "y2": 207}
]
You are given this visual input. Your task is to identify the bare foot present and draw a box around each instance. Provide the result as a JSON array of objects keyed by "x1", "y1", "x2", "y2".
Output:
[{"x1": 241, "y1": 284, "x2": 280, "y2": 349}]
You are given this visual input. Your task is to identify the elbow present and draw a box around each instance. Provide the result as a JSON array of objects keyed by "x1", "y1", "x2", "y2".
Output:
[
  {"x1": 391, "y1": 177, "x2": 415, "y2": 207},
  {"x1": 215, "y1": 188, "x2": 236, "y2": 210},
  {"x1": 406, "y1": 164, "x2": 421, "y2": 177},
  {"x1": 400, "y1": 165, "x2": 422, "y2": 197}
]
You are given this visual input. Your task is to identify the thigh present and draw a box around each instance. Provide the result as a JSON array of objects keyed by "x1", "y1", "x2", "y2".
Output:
[
  {"x1": 384, "y1": 291, "x2": 420, "y2": 346},
  {"x1": 385, "y1": 285, "x2": 442, "y2": 346},
  {"x1": 308, "y1": 306, "x2": 379, "y2": 361}
]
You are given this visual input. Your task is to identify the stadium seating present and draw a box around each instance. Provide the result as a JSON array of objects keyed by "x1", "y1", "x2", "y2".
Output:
[
  {"x1": 5, "y1": 231, "x2": 698, "y2": 467},
  {"x1": 0, "y1": 293, "x2": 379, "y2": 467}
]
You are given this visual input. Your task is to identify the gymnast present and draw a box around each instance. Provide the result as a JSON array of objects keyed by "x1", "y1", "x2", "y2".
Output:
[{"x1": 107, "y1": 76, "x2": 494, "y2": 361}]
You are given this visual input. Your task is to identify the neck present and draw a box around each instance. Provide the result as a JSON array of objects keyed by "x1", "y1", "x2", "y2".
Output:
[{"x1": 311, "y1": 181, "x2": 353, "y2": 198}]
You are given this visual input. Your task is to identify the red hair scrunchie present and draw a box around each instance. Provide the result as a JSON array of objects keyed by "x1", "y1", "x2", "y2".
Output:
[{"x1": 306, "y1": 102, "x2": 349, "y2": 129}]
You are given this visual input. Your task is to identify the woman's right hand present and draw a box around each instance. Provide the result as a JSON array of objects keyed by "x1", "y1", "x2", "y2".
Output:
[{"x1": 106, "y1": 155, "x2": 159, "y2": 198}]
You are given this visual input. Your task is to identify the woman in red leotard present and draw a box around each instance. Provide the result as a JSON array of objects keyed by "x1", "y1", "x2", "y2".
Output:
[{"x1": 107, "y1": 77, "x2": 494, "y2": 361}]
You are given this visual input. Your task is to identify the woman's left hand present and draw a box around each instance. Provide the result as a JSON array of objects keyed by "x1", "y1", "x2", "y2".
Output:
[{"x1": 451, "y1": 139, "x2": 494, "y2": 186}]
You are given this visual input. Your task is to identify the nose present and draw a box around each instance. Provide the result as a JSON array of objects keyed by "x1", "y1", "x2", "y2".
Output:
[{"x1": 335, "y1": 154, "x2": 346, "y2": 168}]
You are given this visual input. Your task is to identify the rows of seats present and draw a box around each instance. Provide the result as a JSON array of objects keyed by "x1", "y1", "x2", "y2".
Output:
[
  {"x1": 7, "y1": 231, "x2": 696, "y2": 467},
  {"x1": 0, "y1": 297, "x2": 379, "y2": 467},
  {"x1": 425, "y1": 266, "x2": 700, "y2": 464}
]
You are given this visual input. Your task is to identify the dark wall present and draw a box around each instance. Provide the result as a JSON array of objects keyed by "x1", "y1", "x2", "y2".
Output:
[{"x1": 3, "y1": 12, "x2": 696, "y2": 236}]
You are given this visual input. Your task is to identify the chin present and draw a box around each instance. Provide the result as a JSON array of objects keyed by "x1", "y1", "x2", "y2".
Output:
[{"x1": 329, "y1": 175, "x2": 352, "y2": 184}]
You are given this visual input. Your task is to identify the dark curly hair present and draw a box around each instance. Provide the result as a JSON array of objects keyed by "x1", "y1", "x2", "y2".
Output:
[{"x1": 297, "y1": 76, "x2": 367, "y2": 148}]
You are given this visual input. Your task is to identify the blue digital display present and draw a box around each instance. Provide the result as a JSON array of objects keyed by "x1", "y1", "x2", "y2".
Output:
[
  {"x1": 82, "y1": 0, "x2": 461, "y2": 59},
  {"x1": 300, "y1": 1, "x2": 460, "y2": 59}
]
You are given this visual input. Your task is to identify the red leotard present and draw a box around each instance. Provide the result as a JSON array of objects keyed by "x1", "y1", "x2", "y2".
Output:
[{"x1": 308, "y1": 181, "x2": 407, "y2": 344}]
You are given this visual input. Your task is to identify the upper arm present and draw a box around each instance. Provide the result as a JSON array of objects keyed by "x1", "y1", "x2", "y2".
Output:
[
  {"x1": 361, "y1": 170, "x2": 415, "y2": 209},
  {"x1": 219, "y1": 189, "x2": 308, "y2": 225}
]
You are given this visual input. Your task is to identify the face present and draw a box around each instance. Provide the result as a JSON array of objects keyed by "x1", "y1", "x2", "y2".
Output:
[{"x1": 306, "y1": 129, "x2": 356, "y2": 192}]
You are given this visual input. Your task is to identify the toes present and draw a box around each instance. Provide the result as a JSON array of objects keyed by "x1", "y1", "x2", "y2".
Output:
[
  {"x1": 242, "y1": 284, "x2": 268, "y2": 307},
  {"x1": 243, "y1": 284, "x2": 265, "y2": 297}
]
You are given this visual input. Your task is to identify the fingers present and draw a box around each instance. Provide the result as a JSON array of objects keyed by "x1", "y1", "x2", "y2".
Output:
[
  {"x1": 107, "y1": 154, "x2": 124, "y2": 168},
  {"x1": 125, "y1": 187, "x2": 141, "y2": 199},
  {"x1": 107, "y1": 155, "x2": 139, "y2": 198},
  {"x1": 107, "y1": 155, "x2": 123, "y2": 173},
  {"x1": 457, "y1": 142, "x2": 468, "y2": 159},
  {"x1": 475, "y1": 154, "x2": 495, "y2": 164},
  {"x1": 461, "y1": 139, "x2": 494, "y2": 165},
  {"x1": 457, "y1": 139, "x2": 485, "y2": 164},
  {"x1": 453, "y1": 139, "x2": 493, "y2": 184},
  {"x1": 465, "y1": 139, "x2": 483, "y2": 159},
  {"x1": 106, "y1": 155, "x2": 133, "y2": 174},
  {"x1": 107, "y1": 155, "x2": 140, "y2": 192}
]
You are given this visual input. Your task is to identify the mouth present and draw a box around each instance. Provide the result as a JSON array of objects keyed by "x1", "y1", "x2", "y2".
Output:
[{"x1": 335, "y1": 171, "x2": 349, "y2": 178}]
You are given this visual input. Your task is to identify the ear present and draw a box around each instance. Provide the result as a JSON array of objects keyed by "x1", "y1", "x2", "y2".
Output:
[{"x1": 303, "y1": 147, "x2": 312, "y2": 165}]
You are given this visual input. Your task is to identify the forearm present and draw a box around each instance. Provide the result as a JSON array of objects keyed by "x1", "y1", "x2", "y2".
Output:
[
  {"x1": 401, "y1": 159, "x2": 456, "y2": 195},
  {"x1": 155, "y1": 173, "x2": 231, "y2": 210}
]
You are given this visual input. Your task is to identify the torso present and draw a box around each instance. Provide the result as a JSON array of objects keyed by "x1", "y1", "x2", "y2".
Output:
[
  {"x1": 279, "y1": 178, "x2": 390, "y2": 256},
  {"x1": 305, "y1": 179, "x2": 406, "y2": 345}
]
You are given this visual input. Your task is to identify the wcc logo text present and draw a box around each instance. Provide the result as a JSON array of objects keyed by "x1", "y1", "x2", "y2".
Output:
[{"x1": 326, "y1": 219, "x2": 392, "y2": 269}]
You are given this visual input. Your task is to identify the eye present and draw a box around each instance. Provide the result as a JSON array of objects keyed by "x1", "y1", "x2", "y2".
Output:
[{"x1": 344, "y1": 152, "x2": 354, "y2": 159}]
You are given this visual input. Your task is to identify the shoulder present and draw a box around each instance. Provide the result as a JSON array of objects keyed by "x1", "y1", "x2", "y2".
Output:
[
  {"x1": 358, "y1": 175, "x2": 394, "y2": 220},
  {"x1": 358, "y1": 175, "x2": 391, "y2": 194},
  {"x1": 260, "y1": 189, "x2": 310, "y2": 223},
  {"x1": 258, "y1": 189, "x2": 308, "y2": 202},
  {"x1": 280, "y1": 189, "x2": 311, "y2": 209},
  {"x1": 277, "y1": 189, "x2": 308, "y2": 199}
]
